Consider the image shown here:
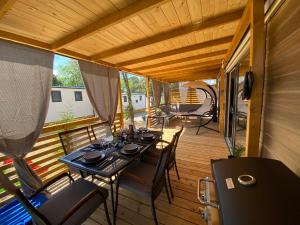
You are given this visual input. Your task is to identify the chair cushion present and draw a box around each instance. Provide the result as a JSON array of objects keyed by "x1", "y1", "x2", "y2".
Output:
[
  {"x1": 38, "y1": 179, "x2": 108, "y2": 225},
  {"x1": 118, "y1": 161, "x2": 157, "y2": 198}
]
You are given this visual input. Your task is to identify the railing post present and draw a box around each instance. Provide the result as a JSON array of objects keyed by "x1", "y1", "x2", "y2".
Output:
[
  {"x1": 146, "y1": 77, "x2": 151, "y2": 127},
  {"x1": 117, "y1": 75, "x2": 124, "y2": 128},
  {"x1": 219, "y1": 67, "x2": 225, "y2": 135},
  {"x1": 246, "y1": 0, "x2": 265, "y2": 157}
]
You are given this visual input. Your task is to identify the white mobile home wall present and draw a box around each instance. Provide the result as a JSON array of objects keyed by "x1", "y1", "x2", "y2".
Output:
[{"x1": 46, "y1": 87, "x2": 94, "y2": 123}]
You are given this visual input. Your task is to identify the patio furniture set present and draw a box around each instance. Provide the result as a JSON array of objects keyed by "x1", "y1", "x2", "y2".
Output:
[{"x1": 0, "y1": 118, "x2": 183, "y2": 225}]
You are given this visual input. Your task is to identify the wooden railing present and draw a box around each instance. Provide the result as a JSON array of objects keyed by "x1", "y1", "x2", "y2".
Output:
[
  {"x1": 170, "y1": 88, "x2": 205, "y2": 104},
  {"x1": 0, "y1": 113, "x2": 123, "y2": 206}
]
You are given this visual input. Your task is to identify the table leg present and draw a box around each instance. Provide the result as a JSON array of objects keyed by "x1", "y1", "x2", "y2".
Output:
[{"x1": 110, "y1": 178, "x2": 115, "y2": 222}]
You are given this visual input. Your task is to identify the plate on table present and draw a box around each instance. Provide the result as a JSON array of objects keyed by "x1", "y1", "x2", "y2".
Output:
[
  {"x1": 138, "y1": 127, "x2": 148, "y2": 133},
  {"x1": 140, "y1": 133, "x2": 155, "y2": 141},
  {"x1": 120, "y1": 144, "x2": 139, "y2": 155},
  {"x1": 80, "y1": 151, "x2": 105, "y2": 164}
]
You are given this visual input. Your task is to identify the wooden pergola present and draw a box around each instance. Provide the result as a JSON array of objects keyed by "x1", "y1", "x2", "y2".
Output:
[
  {"x1": 0, "y1": 0, "x2": 246, "y2": 82},
  {"x1": 0, "y1": 0, "x2": 268, "y2": 157}
]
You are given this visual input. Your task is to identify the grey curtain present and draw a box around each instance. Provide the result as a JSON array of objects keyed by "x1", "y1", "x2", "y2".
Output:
[
  {"x1": 79, "y1": 61, "x2": 119, "y2": 125},
  {"x1": 163, "y1": 83, "x2": 169, "y2": 106},
  {"x1": 179, "y1": 82, "x2": 188, "y2": 103},
  {"x1": 0, "y1": 40, "x2": 53, "y2": 196},
  {"x1": 163, "y1": 83, "x2": 170, "y2": 114},
  {"x1": 151, "y1": 80, "x2": 162, "y2": 108}
]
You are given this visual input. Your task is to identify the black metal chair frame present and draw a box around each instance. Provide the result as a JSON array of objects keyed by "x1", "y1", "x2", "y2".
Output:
[
  {"x1": 59, "y1": 126, "x2": 92, "y2": 155},
  {"x1": 0, "y1": 172, "x2": 112, "y2": 225},
  {"x1": 166, "y1": 126, "x2": 183, "y2": 198},
  {"x1": 146, "y1": 116, "x2": 165, "y2": 133},
  {"x1": 114, "y1": 140, "x2": 172, "y2": 225},
  {"x1": 58, "y1": 126, "x2": 93, "y2": 178},
  {"x1": 91, "y1": 121, "x2": 115, "y2": 140},
  {"x1": 91, "y1": 121, "x2": 118, "y2": 218},
  {"x1": 90, "y1": 121, "x2": 120, "y2": 219}
]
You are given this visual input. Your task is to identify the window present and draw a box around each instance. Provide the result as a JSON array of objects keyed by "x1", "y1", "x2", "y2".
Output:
[
  {"x1": 139, "y1": 96, "x2": 142, "y2": 101},
  {"x1": 136, "y1": 100, "x2": 138, "y2": 103},
  {"x1": 51, "y1": 91, "x2": 62, "y2": 102},
  {"x1": 74, "y1": 91, "x2": 83, "y2": 101},
  {"x1": 123, "y1": 96, "x2": 127, "y2": 102}
]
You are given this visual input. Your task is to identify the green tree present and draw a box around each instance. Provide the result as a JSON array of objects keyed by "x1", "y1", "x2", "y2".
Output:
[
  {"x1": 57, "y1": 60, "x2": 84, "y2": 87},
  {"x1": 122, "y1": 72, "x2": 134, "y2": 125},
  {"x1": 120, "y1": 75, "x2": 145, "y2": 93},
  {"x1": 52, "y1": 75, "x2": 63, "y2": 86}
]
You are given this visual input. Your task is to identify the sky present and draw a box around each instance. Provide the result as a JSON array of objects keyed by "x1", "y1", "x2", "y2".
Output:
[{"x1": 53, "y1": 54, "x2": 74, "y2": 76}]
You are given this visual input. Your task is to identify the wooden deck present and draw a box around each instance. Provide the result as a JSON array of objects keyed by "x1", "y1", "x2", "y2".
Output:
[{"x1": 52, "y1": 124, "x2": 228, "y2": 225}]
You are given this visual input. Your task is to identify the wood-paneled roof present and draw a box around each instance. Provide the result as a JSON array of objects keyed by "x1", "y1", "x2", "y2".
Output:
[{"x1": 0, "y1": 0, "x2": 247, "y2": 82}]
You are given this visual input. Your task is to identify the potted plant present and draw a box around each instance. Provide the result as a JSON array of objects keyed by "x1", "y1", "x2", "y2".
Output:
[{"x1": 229, "y1": 144, "x2": 245, "y2": 158}]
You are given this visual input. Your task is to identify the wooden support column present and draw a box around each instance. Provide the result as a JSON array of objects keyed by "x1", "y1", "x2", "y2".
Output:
[
  {"x1": 146, "y1": 77, "x2": 151, "y2": 127},
  {"x1": 218, "y1": 67, "x2": 226, "y2": 135},
  {"x1": 117, "y1": 75, "x2": 124, "y2": 128},
  {"x1": 246, "y1": 0, "x2": 265, "y2": 157}
]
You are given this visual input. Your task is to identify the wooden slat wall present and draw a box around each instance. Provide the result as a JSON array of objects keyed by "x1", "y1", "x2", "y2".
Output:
[
  {"x1": 0, "y1": 113, "x2": 122, "y2": 206},
  {"x1": 261, "y1": 0, "x2": 300, "y2": 175},
  {"x1": 170, "y1": 88, "x2": 206, "y2": 104}
]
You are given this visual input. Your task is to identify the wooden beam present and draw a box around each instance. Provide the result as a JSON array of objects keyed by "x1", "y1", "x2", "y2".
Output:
[
  {"x1": 246, "y1": 0, "x2": 265, "y2": 157},
  {"x1": 146, "y1": 59, "x2": 222, "y2": 75},
  {"x1": 51, "y1": 0, "x2": 168, "y2": 50},
  {"x1": 91, "y1": 9, "x2": 243, "y2": 60},
  {"x1": 0, "y1": 30, "x2": 144, "y2": 77},
  {"x1": 157, "y1": 69, "x2": 219, "y2": 80},
  {"x1": 116, "y1": 36, "x2": 233, "y2": 67},
  {"x1": 165, "y1": 71, "x2": 218, "y2": 82},
  {"x1": 0, "y1": 0, "x2": 16, "y2": 20},
  {"x1": 225, "y1": 0, "x2": 251, "y2": 64},
  {"x1": 131, "y1": 49, "x2": 227, "y2": 72},
  {"x1": 0, "y1": 29, "x2": 51, "y2": 50},
  {"x1": 150, "y1": 66, "x2": 220, "y2": 78}
]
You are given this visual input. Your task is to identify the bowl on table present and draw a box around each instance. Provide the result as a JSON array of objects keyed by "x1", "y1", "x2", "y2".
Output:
[{"x1": 140, "y1": 133, "x2": 155, "y2": 141}]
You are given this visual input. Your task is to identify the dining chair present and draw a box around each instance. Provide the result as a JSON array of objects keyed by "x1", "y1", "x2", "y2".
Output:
[
  {"x1": 91, "y1": 121, "x2": 115, "y2": 141},
  {"x1": 142, "y1": 126, "x2": 184, "y2": 198},
  {"x1": 59, "y1": 126, "x2": 92, "y2": 177},
  {"x1": 114, "y1": 140, "x2": 173, "y2": 225},
  {"x1": 59, "y1": 126, "x2": 92, "y2": 155},
  {"x1": 146, "y1": 116, "x2": 165, "y2": 133},
  {"x1": 0, "y1": 171, "x2": 112, "y2": 225}
]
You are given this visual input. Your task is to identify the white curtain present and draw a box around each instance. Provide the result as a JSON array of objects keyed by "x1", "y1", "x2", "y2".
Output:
[
  {"x1": 151, "y1": 80, "x2": 162, "y2": 108},
  {"x1": 0, "y1": 40, "x2": 54, "y2": 196},
  {"x1": 79, "y1": 61, "x2": 119, "y2": 125},
  {"x1": 179, "y1": 82, "x2": 187, "y2": 103}
]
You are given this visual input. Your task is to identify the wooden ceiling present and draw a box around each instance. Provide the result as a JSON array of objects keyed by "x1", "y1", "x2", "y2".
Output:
[{"x1": 0, "y1": 0, "x2": 247, "y2": 82}]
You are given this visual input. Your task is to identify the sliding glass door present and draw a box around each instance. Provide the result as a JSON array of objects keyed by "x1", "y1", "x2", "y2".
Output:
[{"x1": 225, "y1": 66, "x2": 239, "y2": 153}]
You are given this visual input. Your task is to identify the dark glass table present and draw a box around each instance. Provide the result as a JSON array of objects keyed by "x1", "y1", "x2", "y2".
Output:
[{"x1": 59, "y1": 130, "x2": 162, "y2": 218}]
